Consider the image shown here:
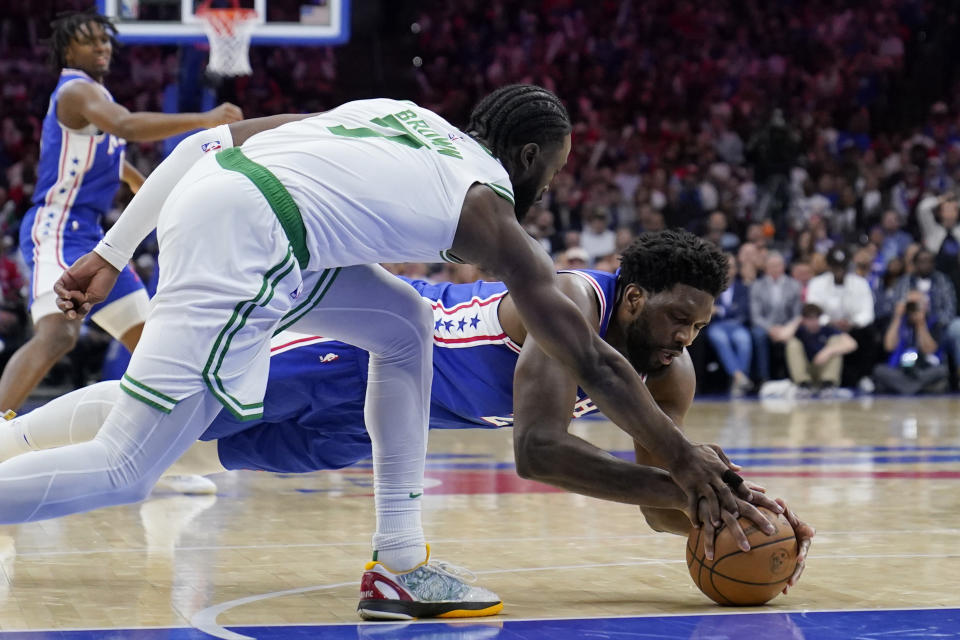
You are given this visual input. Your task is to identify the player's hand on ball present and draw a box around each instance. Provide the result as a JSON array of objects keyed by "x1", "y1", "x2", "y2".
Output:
[
  {"x1": 54, "y1": 251, "x2": 121, "y2": 319},
  {"x1": 695, "y1": 492, "x2": 778, "y2": 561},
  {"x1": 776, "y1": 497, "x2": 814, "y2": 594},
  {"x1": 672, "y1": 442, "x2": 752, "y2": 532}
]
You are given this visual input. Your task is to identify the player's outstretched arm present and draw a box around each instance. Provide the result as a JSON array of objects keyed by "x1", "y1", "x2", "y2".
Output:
[
  {"x1": 451, "y1": 185, "x2": 763, "y2": 530},
  {"x1": 58, "y1": 80, "x2": 242, "y2": 142},
  {"x1": 511, "y1": 275, "x2": 688, "y2": 508}
]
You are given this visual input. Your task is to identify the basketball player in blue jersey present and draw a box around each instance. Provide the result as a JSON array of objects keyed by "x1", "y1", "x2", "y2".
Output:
[
  {"x1": 0, "y1": 10, "x2": 241, "y2": 413},
  {"x1": 3, "y1": 232, "x2": 813, "y2": 611}
]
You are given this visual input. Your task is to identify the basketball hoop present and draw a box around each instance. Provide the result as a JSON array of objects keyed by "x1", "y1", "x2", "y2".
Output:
[{"x1": 196, "y1": 0, "x2": 258, "y2": 77}]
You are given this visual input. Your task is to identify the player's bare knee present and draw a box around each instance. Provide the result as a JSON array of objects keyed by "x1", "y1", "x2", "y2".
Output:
[{"x1": 34, "y1": 317, "x2": 81, "y2": 359}]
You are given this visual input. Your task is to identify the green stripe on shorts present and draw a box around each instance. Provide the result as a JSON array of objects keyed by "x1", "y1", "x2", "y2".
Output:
[
  {"x1": 120, "y1": 374, "x2": 177, "y2": 413},
  {"x1": 215, "y1": 147, "x2": 310, "y2": 270},
  {"x1": 202, "y1": 247, "x2": 296, "y2": 421},
  {"x1": 274, "y1": 267, "x2": 341, "y2": 335}
]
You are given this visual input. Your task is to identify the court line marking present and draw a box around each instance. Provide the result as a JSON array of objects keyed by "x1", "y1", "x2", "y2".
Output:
[
  {"x1": 14, "y1": 528, "x2": 960, "y2": 558},
  {"x1": 7, "y1": 604, "x2": 959, "y2": 635},
  {"x1": 189, "y1": 555, "x2": 960, "y2": 640}
]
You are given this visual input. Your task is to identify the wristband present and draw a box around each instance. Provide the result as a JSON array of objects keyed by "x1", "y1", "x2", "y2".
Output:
[{"x1": 93, "y1": 240, "x2": 130, "y2": 271}]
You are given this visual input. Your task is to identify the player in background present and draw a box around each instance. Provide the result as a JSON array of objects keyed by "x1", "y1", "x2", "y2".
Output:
[
  {"x1": 0, "y1": 10, "x2": 241, "y2": 416},
  {"x1": 3, "y1": 232, "x2": 812, "y2": 612}
]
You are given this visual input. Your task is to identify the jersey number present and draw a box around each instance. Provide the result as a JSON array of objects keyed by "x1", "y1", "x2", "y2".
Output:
[{"x1": 328, "y1": 114, "x2": 426, "y2": 150}]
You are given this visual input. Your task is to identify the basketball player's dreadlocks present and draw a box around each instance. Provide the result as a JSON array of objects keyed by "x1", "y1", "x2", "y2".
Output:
[
  {"x1": 619, "y1": 229, "x2": 729, "y2": 298},
  {"x1": 466, "y1": 84, "x2": 571, "y2": 162},
  {"x1": 49, "y1": 9, "x2": 119, "y2": 71}
]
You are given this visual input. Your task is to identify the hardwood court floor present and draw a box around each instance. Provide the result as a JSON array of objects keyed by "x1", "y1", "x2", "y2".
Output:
[{"x1": 1, "y1": 396, "x2": 959, "y2": 638}]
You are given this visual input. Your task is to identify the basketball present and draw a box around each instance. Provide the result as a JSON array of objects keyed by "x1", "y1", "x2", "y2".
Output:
[{"x1": 686, "y1": 507, "x2": 798, "y2": 605}]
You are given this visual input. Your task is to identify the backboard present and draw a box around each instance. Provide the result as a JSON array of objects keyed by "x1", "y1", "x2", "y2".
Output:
[{"x1": 96, "y1": 0, "x2": 349, "y2": 45}]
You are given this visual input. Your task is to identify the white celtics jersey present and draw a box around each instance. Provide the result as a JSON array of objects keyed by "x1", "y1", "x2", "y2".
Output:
[{"x1": 240, "y1": 98, "x2": 515, "y2": 270}]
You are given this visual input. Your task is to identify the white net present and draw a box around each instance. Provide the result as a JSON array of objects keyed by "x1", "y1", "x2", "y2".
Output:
[{"x1": 198, "y1": 9, "x2": 257, "y2": 77}]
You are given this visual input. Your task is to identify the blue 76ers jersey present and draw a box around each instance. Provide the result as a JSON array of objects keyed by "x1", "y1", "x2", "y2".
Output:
[
  {"x1": 32, "y1": 69, "x2": 126, "y2": 220},
  {"x1": 404, "y1": 270, "x2": 618, "y2": 427},
  {"x1": 207, "y1": 270, "x2": 621, "y2": 473}
]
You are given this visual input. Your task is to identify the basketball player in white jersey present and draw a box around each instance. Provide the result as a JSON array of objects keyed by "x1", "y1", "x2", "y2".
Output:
[{"x1": 5, "y1": 86, "x2": 768, "y2": 617}]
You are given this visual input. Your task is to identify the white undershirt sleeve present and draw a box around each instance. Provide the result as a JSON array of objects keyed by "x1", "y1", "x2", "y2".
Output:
[{"x1": 94, "y1": 124, "x2": 234, "y2": 271}]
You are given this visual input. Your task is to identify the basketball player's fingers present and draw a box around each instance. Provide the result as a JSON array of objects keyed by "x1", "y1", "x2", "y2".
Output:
[
  {"x1": 737, "y1": 500, "x2": 777, "y2": 536},
  {"x1": 697, "y1": 500, "x2": 717, "y2": 560},
  {"x1": 722, "y1": 509, "x2": 752, "y2": 552},
  {"x1": 700, "y1": 484, "x2": 723, "y2": 528},
  {"x1": 55, "y1": 297, "x2": 75, "y2": 314},
  {"x1": 707, "y1": 443, "x2": 740, "y2": 470},
  {"x1": 745, "y1": 481, "x2": 767, "y2": 493},
  {"x1": 786, "y1": 557, "x2": 805, "y2": 589},
  {"x1": 687, "y1": 494, "x2": 705, "y2": 528},
  {"x1": 746, "y1": 488, "x2": 782, "y2": 514},
  {"x1": 712, "y1": 481, "x2": 741, "y2": 522}
]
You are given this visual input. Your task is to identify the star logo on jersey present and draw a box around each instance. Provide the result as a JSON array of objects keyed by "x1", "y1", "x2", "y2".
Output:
[
  {"x1": 470, "y1": 315, "x2": 480, "y2": 329},
  {"x1": 201, "y1": 140, "x2": 222, "y2": 153}
]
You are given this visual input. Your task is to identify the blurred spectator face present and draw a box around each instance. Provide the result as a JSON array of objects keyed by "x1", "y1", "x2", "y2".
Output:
[
  {"x1": 840, "y1": 186, "x2": 856, "y2": 207},
  {"x1": 853, "y1": 248, "x2": 873, "y2": 275},
  {"x1": 645, "y1": 211, "x2": 666, "y2": 232},
  {"x1": 791, "y1": 262, "x2": 813, "y2": 285},
  {"x1": 903, "y1": 243, "x2": 920, "y2": 273},
  {"x1": 884, "y1": 257, "x2": 905, "y2": 285},
  {"x1": 708, "y1": 211, "x2": 726, "y2": 231},
  {"x1": 588, "y1": 211, "x2": 609, "y2": 233},
  {"x1": 746, "y1": 222, "x2": 764, "y2": 245},
  {"x1": 564, "y1": 247, "x2": 589, "y2": 269},
  {"x1": 535, "y1": 208, "x2": 554, "y2": 230},
  {"x1": 725, "y1": 253, "x2": 738, "y2": 283},
  {"x1": 914, "y1": 250, "x2": 935, "y2": 278},
  {"x1": 811, "y1": 252, "x2": 828, "y2": 275},
  {"x1": 564, "y1": 230, "x2": 581, "y2": 249},
  {"x1": 801, "y1": 309, "x2": 821, "y2": 333},
  {"x1": 939, "y1": 194, "x2": 959, "y2": 227},
  {"x1": 615, "y1": 227, "x2": 634, "y2": 252},
  {"x1": 881, "y1": 209, "x2": 901, "y2": 232},
  {"x1": 765, "y1": 253, "x2": 785, "y2": 279}
]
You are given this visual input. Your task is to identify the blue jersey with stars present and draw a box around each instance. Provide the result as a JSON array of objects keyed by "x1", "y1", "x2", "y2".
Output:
[
  {"x1": 32, "y1": 69, "x2": 126, "y2": 220},
  {"x1": 208, "y1": 270, "x2": 621, "y2": 473},
  {"x1": 403, "y1": 270, "x2": 618, "y2": 428}
]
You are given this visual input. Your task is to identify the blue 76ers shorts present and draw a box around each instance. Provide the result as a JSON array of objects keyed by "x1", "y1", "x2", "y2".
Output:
[
  {"x1": 205, "y1": 338, "x2": 376, "y2": 473},
  {"x1": 20, "y1": 204, "x2": 146, "y2": 319}
]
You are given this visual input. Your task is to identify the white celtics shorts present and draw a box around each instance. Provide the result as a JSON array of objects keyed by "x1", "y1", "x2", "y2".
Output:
[{"x1": 120, "y1": 150, "x2": 337, "y2": 421}]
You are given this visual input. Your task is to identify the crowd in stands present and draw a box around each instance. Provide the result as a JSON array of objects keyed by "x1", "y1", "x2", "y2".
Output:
[{"x1": 4, "y1": 0, "x2": 960, "y2": 397}]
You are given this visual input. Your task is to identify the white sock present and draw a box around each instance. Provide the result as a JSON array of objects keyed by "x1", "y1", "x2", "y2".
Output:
[{"x1": 288, "y1": 265, "x2": 432, "y2": 572}]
